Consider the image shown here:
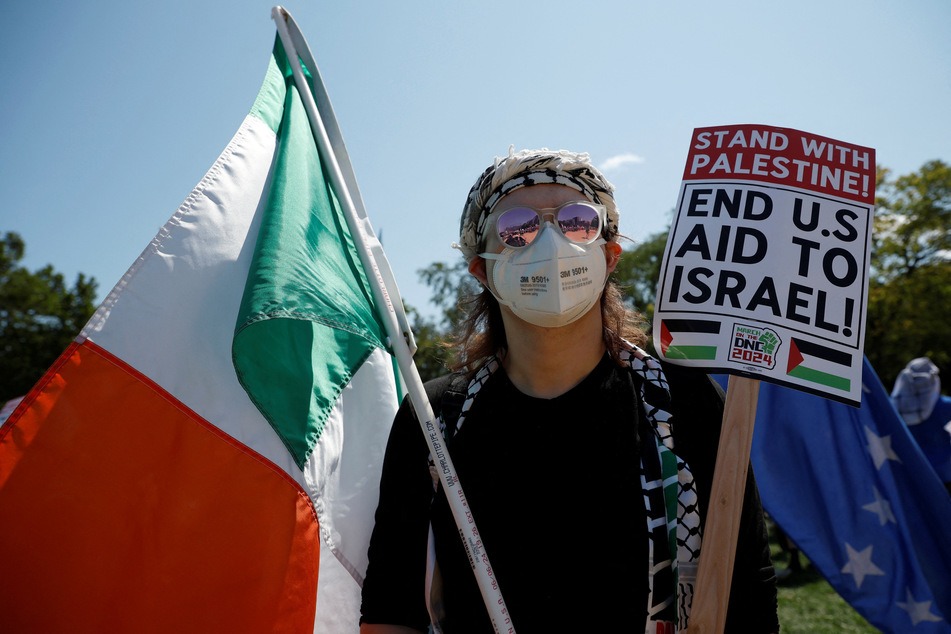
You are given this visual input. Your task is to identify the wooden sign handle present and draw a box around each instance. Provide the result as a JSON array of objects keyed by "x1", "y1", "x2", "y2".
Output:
[{"x1": 686, "y1": 375, "x2": 760, "y2": 634}]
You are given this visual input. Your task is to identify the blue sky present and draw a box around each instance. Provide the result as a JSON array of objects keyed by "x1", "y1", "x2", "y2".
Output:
[{"x1": 3, "y1": 1, "x2": 949, "y2": 320}]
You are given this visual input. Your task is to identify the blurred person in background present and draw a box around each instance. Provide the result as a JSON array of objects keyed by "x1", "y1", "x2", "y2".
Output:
[{"x1": 891, "y1": 357, "x2": 951, "y2": 495}]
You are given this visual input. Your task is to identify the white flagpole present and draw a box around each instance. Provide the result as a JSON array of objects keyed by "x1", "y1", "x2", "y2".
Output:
[{"x1": 271, "y1": 8, "x2": 516, "y2": 634}]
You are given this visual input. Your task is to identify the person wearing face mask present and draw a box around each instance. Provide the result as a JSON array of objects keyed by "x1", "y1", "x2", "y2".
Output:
[{"x1": 360, "y1": 148, "x2": 778, "y2": 634}]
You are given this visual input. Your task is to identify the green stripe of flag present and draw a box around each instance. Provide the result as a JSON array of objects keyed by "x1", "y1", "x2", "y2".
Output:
[
  {"x1": 787, "y1": 364, "x2": 851, "y2": 392},
  {"x1": 665, "y1": 345, "x2": 718, "y2": 360},
  {"x1": 232, "y1": 37, "x2": 387, "y2": 470},
  {"x1": 659, "y1": 442, "x2": 679, "y2": 561}
]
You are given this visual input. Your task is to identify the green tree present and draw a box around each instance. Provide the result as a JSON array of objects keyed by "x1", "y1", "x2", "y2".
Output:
[
  {"x1": 866, "y1": 160, "x2": 951, "y2": 389},
  {"x1": 611, "y1": 230, "x2": 670, "y2": 325},
  {"x1": 417, "y1": 259, "x2": 481, "y2": 328},
  {"x1": 404, "y1": 304, "x2": 452, "y2": 383},
  {"x1": 872, "y1": 161, "x2": 951, "y2": 280},
  {"x1": 409, "y1": 259, "x2": 478, "y2": 382},
  {"x1": 0, "y1": 232, "x2": 98, "y2": 401}
]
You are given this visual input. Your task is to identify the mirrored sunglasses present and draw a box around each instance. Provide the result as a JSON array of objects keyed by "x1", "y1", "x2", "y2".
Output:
[{"x1": 492, "y1": 201, "x2": 605, "y2": 248}]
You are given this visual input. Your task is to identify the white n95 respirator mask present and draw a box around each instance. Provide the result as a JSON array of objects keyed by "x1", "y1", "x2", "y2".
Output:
[{"x1": 480, "y1": 221, "x2": 607, "y2": 328}]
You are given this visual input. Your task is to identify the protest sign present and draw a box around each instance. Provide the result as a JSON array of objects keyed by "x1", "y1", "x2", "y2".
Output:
[{"x1": 654, "y1": 124, "x2": 875, "y2": 407}]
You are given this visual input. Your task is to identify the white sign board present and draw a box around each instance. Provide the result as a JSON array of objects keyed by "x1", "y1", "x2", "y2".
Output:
[{"x1": 653, "y1": 124, "x2": 875, "y2": 406}]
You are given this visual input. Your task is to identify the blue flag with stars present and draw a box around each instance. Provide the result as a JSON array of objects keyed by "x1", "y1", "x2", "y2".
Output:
[{"x1": 717, "y1": 357, "x2": 951, "y2": 632}]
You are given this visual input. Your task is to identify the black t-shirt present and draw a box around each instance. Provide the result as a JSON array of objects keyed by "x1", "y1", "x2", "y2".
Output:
[{"x1": 360, "y1": 355, "x2": 778, "y2": 633}]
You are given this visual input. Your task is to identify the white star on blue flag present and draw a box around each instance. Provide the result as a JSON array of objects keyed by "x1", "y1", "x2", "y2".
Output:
[{"x1": 717, "y1": 358, "x2": 951, "y2": 633}]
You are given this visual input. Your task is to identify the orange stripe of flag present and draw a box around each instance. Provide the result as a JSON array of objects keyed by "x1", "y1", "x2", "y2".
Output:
[{"x1": 0, "y1": 340, "x2": 319, "y2": 633}]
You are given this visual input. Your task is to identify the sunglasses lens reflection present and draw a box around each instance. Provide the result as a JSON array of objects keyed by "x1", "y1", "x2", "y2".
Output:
[
  {"x1": 495, "y1": 203, "x2": 602, "y2": 247},
  {"x1": 558, "y1": 203, "x2": 601, "y2": 244},
  {"x1": 497, "y1": 207, "x2": 540, "y2": 247}
]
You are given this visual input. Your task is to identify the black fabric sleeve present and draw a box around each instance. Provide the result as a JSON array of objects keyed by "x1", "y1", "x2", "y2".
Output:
[
  {"x1": 662, "y1": 363, "x2": 779, "y2": 634},
  {"x1": 359, "y1": 375, "x2": 455, "y2": 629}
]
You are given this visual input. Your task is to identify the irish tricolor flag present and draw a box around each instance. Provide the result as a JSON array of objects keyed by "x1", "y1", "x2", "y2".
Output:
[{"x1": 0, "y1": 13, "x2": 403, "y2": 633}]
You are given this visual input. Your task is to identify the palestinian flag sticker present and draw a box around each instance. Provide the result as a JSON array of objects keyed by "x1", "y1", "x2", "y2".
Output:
[
  {"x1": 658, "y1": 318, "x2": 721, "y2": 360},
  {"x1": 786, "y1": 337, "x2": 852, "y2": 392}
]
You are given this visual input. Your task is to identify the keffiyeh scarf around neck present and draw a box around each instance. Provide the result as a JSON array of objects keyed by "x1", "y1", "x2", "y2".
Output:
[{"x1": 427, "y1": 342, "x2": 702, "y2": 633}]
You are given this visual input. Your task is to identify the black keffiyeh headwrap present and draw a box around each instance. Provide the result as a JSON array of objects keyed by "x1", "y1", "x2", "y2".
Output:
[{"x1": 454, "y1": 147, "x2": 621, "y2": 261}]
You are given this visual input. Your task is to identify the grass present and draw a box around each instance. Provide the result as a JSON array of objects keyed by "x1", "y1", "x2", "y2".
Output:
[{"x1": 769, "y1": 521, "x2": 880, "y2": 633}]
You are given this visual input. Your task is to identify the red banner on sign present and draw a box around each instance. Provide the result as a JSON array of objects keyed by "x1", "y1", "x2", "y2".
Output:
[{"x1": 682, "y1": 124, "x2": 875, "y2": 204}]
